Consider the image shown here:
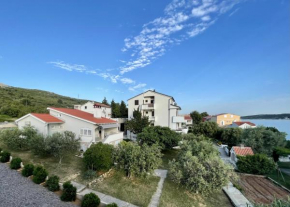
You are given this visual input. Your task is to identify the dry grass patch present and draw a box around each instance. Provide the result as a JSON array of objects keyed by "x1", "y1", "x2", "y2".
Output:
[{"x1": 88, "y1": 170, "x2": 159, "y2": 206}]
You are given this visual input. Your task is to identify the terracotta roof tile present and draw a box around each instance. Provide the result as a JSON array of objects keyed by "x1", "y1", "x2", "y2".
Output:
[
  {"x1": 48, "y1": 108, "x2": 116, "y2": 125},
  {"x1": 234, "y1": 122, "x2": 256, "y2": 126},
  {"x1": 233, "y1": 146, "x2": 254, "y2": 156},
  {"x1": 184, "y1": 115, "x2": 192, "y2": 120},
  {"x1": 31, "y1": 113, "x2": 64, "y2": 123}
]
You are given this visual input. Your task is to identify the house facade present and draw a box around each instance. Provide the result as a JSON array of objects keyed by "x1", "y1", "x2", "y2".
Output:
[
  {"x1": 205, "y1": 113, "x2": 240, "y2": 126},
  {"x1": 127, "y1": 90, "x2": 187, "y2": 133},
  {"x1": 184, "y1": 115, "x2": 193, "y2": 125},
  {"x1": 227, "y1": 121, "x2": 256, "y2": 129},
  {"x1": 230, "y1": 146, "x2": 254, "y2": 165},
  {"x1": 74, "y1": 101, "x2": 111, "y2": 118},
  {"x1": 15, "y1": 107, "x2": 123, "y2": 151}
]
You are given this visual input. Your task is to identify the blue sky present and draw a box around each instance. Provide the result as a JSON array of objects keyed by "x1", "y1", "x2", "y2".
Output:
[{"x1": 0, "y1": 0, "x2": 289, "y2": 115}]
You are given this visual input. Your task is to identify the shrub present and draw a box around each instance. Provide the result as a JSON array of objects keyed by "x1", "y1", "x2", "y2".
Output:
[
  {"x1": 190, "y1": 122, "x2": 219, "y2": 138},
  {"x1": 22, "y1": 164, "x2": 34, "y2": 177},
  {"x1": 137, "y1": 126, "x2": 181, "y2": 149},
  {"x1": 46, "y1": 175, "x2": 60, "y2": 192},
  {"x1": 0, "y1": 128, "x2": 28, "y2": 150},
  {"x1": 33, "y1": 165, "x2": 48, "y2": 184},
  {"x1": 237, "y1": 154, "x2": 276, "y2": 175},
  {"x1": 83, "y1": 142, "x2": 114, "y2": 171},
  {"x1": 81, "y1": 193, "x2": 100, "y2": 207},
  {"x1": 10, "y1": 157, "x2": 22, "y2": 169},
  {"x1": 114, "y1": 142, "x2": 162, "y2": 178},
  {"x1": 272, "y1": 147, "x2": 290, "y2": 162},
  {"x1": 0, "y1": 147, "x2": 2, "y2": 152},
  {"x1": 61, "y1": 181, "x2": 77, "y2": 201},
  {"x1": 106, "y1": 203, "x2": 118, "y2": 207},
  {"x1": 221, "y1": 128, "x2": 242, "y2": 147},
  {"x1": 83, "y1": 170, "x2": 96, "y2": 180},
  {"x1": 0, "y1": 151, "x2": 11, "y2": 163}
]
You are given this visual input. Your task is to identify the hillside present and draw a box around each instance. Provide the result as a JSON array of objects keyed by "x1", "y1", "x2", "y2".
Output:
[
  {"x1": 241, "y1": 114, "x2": 290, "y2": 120},
  {"x1": 0, "y1": 85, "x2": 88, "y2": 122}
]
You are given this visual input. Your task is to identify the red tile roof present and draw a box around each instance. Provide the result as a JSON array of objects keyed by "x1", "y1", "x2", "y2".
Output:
[
  {"x1": 234, "y1": 121, "x2": 256, "y2": 126},
  {"x1": 31, "y1": 113, "x2": 64, "y2": 123},
  {"x1": 233, "y1": 146, "x2": 254, "y2": 156},
  {"x1": 93, "y1": 102, "x2": 111, "y2": 108},
  {"x1": 184, "y1": 115, "x2": 192, "y2": 120},
  {"x1": 48, "y1": 108, "x2": 117, "y2": 125}
]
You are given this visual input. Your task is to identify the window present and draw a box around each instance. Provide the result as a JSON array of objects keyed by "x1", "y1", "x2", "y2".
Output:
[
  {"x1": 56, "y1": 113, "x2": 61, "y2": 117},
  {"x1": 80, "y1": 128, "x2": 92, "y2": 136},
  {"x1": 151, "y1": 100, "x2": 154, "y2": 104},
  {"x1": 224, "y1": 115, "x2": 227, "y2": 118},
  {"x1": 85, "y1": 106, "x2": 87, "y2": 109},
  {"x1": 146, "y1": 111, "x2": 148, "y2": 114},
  {"x1": 135, "y1": 100, "x2": 139, "y2": 105},
  {"x1": 145, "y1": 100, "x2": 148, "y2": 103},
  {"x1": 152, "y1": 111, "x2": 154, "y2": 116}
]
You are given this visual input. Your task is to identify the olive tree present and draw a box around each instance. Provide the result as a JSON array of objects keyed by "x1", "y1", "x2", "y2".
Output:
[
  {"x1": 113, "y1": 141, "x2": 162, "y2": 178},
  {"x1": 191, "y1": 122, "x2": 219, "y2": 138},
  {"x1": 169, "y1": 140, "x2": 234, "y2": 195}
]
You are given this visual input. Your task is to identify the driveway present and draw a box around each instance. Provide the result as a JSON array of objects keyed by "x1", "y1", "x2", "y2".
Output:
[{"x1": 0, "y1": 163, "x2": 76, "y2": 207}]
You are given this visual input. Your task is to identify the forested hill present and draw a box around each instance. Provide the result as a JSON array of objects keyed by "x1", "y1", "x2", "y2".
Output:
[
  {"x1": 0, "y1": 84, "x2": 88, "y2": 120},
  {"x1": 241, "y1": 114, "x2": 290, "y2": 120}
]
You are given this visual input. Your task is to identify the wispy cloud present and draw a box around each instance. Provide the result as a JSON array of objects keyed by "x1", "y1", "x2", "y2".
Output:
[
  {"x1": 48, "y1": 61, "x2": 87, "y2": 72},
  {"x1": 119, "y1": 0, "x2": 242, "y2": 74},
  {"x1": 229, "y1": 8, "x2": 239, "y2": 17},
  {"x1": 96, "y1": 87, "x2": 109, "y2": 92},
  {"x1": 129, "y1": 83, "x2": 147, "y2": 91},
  {"x1": 120, "y1": 78, "x2": 135, "y2": 84}
]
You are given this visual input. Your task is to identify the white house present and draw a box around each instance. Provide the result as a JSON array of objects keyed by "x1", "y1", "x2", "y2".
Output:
[
  {"x1": 184, "y1": 114, "x2": 193, "y2": 125},
  {"x1": 227, "y1": 121, "x2": 256, "y2": 129},
  {"x1": 15, "y1": 107, "x2": 123, "y2": 151},
  {"x1": 127, "y1": 90, "x2": 187, "y2": 133},
  {"x1": 230, "y1": 145, "x2": 254, "y2": 165},
  {"x1": 74, "y1": 101, "x2": 111, "y2": 118}
]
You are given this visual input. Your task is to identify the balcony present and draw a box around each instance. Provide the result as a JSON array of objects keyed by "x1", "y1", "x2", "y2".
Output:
[
  {"x1": 172, "y1": 116, "x2": 186, "y2": 123},
  {"x1": 148, "y1": 116, "x2": 155, "y2": 122},
  {"x1": 141, "y1": 104, "x2": 154, "y2": 110}
]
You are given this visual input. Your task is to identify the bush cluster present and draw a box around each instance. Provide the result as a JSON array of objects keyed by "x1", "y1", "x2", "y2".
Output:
[
  {"x1": 106, "y1": 203, "x2": 118, "y2": 207},
  {"x1": 10, "y1": 157, "x2": 22, "y2": 169},
  {"x1": 83, "y1": 142, "x2": 114, "y2": 171},
  {"x1": 237, "y1": 154, "x2": 276, "y2": 175},
  {"x1": 0, "y1": 151, "x2": 11, "y2": 163},
  {"x1": 60, "y1": 181, "x2": 76, "y2": 202},
  {"x1": 33, "y1": 165, "x2": 48, "y2": 184},
  {"x1": 81, "y1": 193, "x2": 100, "y2": 207},
  {"x1": 22, "y1": 164, "x2": 34, "y2": 177},
  {"x1": 46, "y1": 175, "x2": 60, "y2": 192}
]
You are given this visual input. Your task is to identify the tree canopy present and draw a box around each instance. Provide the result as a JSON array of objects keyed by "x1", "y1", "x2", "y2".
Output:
[
  {"x1": 125, "y1": 109, "x2": 150, "y2": 134},
  {"x1": 137, "y1": 126, "x2": 181, "y2": 149},
  {"x1": 102, "y1": 97, "x2": 109, "y2": 105},
  {"x1": 113, "y1": 141, "x2": 162, "y2": 178},
  {"x1": 190, "y1": 121, "x2": 219, "y2": 138}
]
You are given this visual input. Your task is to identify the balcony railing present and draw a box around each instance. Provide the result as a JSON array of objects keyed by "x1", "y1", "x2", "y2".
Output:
[
  {"x1": 141, "y1": 104, "x2": 154, "y2": 110},
  {"x1": 148, "y1": 116, "x2": 155, "y2": 121}
]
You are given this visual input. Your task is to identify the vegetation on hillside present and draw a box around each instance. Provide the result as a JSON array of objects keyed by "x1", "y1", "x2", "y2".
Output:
[
  {"x1": 0, "y1": 86, "x2": 87, "y2": 120},
  {"x1": 241, "y1": 113, "x2": 290, "y2": 119}
]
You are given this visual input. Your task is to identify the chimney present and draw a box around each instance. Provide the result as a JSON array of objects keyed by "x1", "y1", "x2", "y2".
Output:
[{"x1": 240, "y1": 144, "x2": 244, "y2": 149}]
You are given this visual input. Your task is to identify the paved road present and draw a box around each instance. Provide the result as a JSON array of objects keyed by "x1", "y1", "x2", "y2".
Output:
[{"x1": 0, "y1": 163, "x2": 76, "y2": 207}]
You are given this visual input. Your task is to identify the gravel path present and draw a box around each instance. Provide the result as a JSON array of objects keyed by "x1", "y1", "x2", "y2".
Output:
[{"x1": 0, "y1": 163, "x2": 76, "y2": 207}]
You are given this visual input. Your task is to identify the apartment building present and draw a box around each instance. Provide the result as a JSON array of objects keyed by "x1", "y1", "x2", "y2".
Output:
[
  {"x1": 204, "y1": 113, "x2": 240, "y2": 126},
  {"x1": 128, "y1": 90, "x2": 187, "y2": 132}
]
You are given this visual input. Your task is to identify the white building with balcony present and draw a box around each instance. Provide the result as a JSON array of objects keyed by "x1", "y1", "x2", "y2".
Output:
[
  {"x1": 15, "y1": 106, "x2": 123, "y2": 151},
  {"x1": 128, "y1": 90, "x2": 187, "y2": 133}
]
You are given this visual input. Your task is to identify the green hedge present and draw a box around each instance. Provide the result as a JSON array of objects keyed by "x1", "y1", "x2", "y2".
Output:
[
  {"x1": 0, "y1": 151, "x2": 11, "y2": 163},
  {"x1": 81, "y1": 193, "x2": 100, "y2": 207},
  {"x1": 22, "y1": 164, "x2": 34, "y2": 177},
  {"x1": 10, "y1": 157, "x2": 22, "y2": 169},
  {"x1": 33, "y1": 165, "x2": 48, "y2": 184},
  {"x1": 60, "y1": 181, "x2": 76, "y2": 202},
  {"x1": 46, "y1": 175, "x2": 60, "y2": 192}
]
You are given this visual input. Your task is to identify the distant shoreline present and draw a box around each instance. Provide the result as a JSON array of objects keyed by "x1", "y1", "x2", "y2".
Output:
[{"x1": 241, "y1": 114, "x2": 290, "y2": 120}]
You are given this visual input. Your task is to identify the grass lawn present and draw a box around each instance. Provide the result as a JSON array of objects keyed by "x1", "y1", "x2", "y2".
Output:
[
  {"x1": 0, "y1": 115, "x2": 15, "y2": 122},
  {"x1": 89, "y1": 170, "x2": 160, "y2": 207},
  {"x1": 0, "y1": 141, "x2": 84, "y2": 181},
  {"x1": 159, "y1": 179, "x2": 233, "y2": 207},
  {"x1": 268, "y1": 169, "x2": 290, "y2": 190},
  {"x1": 278, "y1": 162, "x2": 290, "y2": 169}
]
